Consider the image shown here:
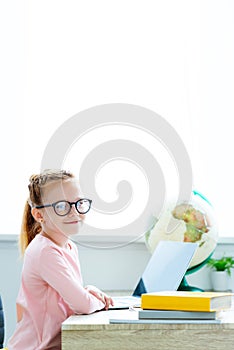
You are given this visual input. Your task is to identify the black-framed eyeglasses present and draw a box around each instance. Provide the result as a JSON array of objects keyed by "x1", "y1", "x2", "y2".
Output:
[{"x1": 35, "y1": 198, "x2": 92, "y2": 216}]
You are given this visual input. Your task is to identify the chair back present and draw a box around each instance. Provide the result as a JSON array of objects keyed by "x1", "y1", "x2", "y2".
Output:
[{"x1": 0, "y1": 295, "x2": 4, "y2": 348}]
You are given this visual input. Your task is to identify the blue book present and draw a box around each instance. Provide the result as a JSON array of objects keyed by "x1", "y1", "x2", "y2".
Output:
[{"x1": 138, "y1": 309, "x2": 219, "y2": 320}]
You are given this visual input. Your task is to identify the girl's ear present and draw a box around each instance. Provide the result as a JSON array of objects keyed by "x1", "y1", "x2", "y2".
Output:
[{"x1": 31, "y1": 207, "x2": 44, "y2": 222}]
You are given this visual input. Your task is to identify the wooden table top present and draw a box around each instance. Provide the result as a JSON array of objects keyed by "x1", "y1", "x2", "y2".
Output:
[{"x1": 62, "y1": 307, "x2": 234, "y2": 331}]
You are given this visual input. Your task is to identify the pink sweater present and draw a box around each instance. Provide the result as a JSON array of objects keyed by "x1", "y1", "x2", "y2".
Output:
[{"x1": 8, "y1": 234, "x2": 105, "y2": 349}]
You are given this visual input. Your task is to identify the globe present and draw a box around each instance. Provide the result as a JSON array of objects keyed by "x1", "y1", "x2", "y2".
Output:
[{"x1": 145, "y1": 191, "x2": 218, "y2": 291}]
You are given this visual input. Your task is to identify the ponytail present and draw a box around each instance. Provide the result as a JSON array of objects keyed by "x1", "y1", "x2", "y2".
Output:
[{"x1": 19, "y1": 201, "x2": 41, "y2": 256}]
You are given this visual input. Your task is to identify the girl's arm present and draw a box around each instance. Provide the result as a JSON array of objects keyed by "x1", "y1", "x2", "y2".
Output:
[{"x1": 38, "y1": 246, "x2": 106, "y2": 314}]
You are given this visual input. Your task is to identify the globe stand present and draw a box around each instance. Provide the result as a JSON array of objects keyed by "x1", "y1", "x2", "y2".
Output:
[
  {"x1": 177, "y1": 276, "x2": 204, "y2": 292},
  {"x1": 177, "y1": 250, "x2": 215, "y2": 292}
]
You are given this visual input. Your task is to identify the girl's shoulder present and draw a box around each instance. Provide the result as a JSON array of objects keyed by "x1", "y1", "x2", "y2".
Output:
[{"x1": 25, "y1": 234, "x2": 78, "y2": 259}]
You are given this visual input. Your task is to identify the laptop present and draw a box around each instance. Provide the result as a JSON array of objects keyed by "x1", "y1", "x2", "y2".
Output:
[{"x1": 110, "y1": 240, "x2": 198, "y2": 309}]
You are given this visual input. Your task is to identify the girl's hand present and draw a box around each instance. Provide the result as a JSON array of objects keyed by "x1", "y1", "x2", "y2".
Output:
[{"x1": 85, "y1": 285, "x2": 114, "y2": 310}]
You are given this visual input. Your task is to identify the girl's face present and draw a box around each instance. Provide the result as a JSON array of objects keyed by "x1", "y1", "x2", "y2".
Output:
[{"x1": 40, "y1": 179, "x2": 86, "y2": 237}]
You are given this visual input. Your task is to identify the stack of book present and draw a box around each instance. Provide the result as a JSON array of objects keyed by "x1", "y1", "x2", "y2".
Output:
[
  {"x1": 109, "y1": 291, "x2": 233, "y2": 324},
  {"x1": 139, "y1": 291, "x2": 233, "y2": 323}
]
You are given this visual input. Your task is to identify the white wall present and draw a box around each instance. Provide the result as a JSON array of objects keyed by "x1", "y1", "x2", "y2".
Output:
[
  {"x1": 0, "y1": 238, "x2": 23, "y2": 345},
  {"x1": 1, "y1": 0, "x2": 234, "y2": 238},
  {"x1": 1, "y1": 236, "x2": 234, "y2": 345}
]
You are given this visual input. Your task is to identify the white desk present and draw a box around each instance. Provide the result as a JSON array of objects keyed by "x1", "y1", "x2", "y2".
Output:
[{"x1": 62, "y1": 307, "x2": 234, "y2": 350}]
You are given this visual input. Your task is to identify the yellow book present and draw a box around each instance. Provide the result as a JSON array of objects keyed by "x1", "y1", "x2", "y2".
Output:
[{"x1": 141, "y1": 291, "x2": 233, "y2": 312}]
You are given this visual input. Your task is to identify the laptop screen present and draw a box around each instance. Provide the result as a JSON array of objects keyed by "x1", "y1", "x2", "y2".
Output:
[{"x1": 133, "y1": 241, "x2": 198, "y2": 296}]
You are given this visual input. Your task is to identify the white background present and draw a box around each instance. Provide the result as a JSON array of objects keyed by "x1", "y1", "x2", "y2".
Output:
[{"x1": 0, "y1": 0, "x2": 234, "y2": 237}]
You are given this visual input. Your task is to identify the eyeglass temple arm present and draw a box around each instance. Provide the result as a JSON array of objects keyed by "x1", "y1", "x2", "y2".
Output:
[{"x1": 35, "y1": 204, "x2": 52, "y2": 209}]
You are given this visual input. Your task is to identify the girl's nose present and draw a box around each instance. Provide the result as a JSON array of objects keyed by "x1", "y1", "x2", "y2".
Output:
[{"x1": 68, "y1": 203, "x2": 79, "y2": 216}]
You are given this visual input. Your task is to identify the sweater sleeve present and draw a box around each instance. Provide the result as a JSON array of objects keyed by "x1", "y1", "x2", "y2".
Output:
[{"x1": 38, "y1": 245, "x2": 105, "y2": 314}]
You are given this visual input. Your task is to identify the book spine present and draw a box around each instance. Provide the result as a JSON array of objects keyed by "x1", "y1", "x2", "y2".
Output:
[
  {"x1": 138, "y1": 310, "x2": 216, "y2": 320},
  {"x1": 141, "y1": 296, "x2": 210, "y2": 312}
]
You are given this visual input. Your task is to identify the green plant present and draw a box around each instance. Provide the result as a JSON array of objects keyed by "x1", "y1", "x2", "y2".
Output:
[{"x1": 207, "y1": 256, "x2": 234, "y2": 276}]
